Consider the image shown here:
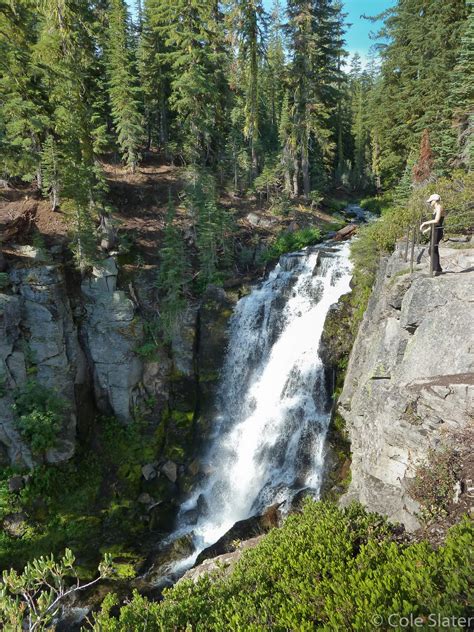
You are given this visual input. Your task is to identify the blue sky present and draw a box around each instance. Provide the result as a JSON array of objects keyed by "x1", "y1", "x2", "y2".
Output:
[
  {"x1": 340, "y1": 0, "x2": 395, "y2": 59},
  {"x1": 263, "y1": 0, "x2": 395, "y2": 63}
]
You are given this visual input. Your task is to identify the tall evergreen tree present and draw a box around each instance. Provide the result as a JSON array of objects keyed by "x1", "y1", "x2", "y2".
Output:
[
  {"x1": 368, "y1": 0, "x2": 467, "y2": 185},
  {"x1": 157, "y1": 193, "x2": 190, "y2": 339},
  {"x1": 105, "y1": 0, "x2": 143, "y2": 171},
  {"x1": 138, "y1": 0, "x2": 171, "y2": 151},
  {"x1": 148, "y1": 0, "x2": 226, "y2": 165},
  {"x1": 448, "y1": 1, "x2": 474, "y2": 170},
  {"x1": 0, "y1": 2, "x2": 49, "y2": 184},
  {"x1": 228, "y1": 0, "x2": 267, "y2": 178},
  {"x1": 261, "y1": 0, "x2": 286, "y2": 153},
  {"x1": 33, "y1": 0, "x2": 104, "y2": 268},
  {"x1": 285, "y1": 0, "x2": 346, "y2": 197}
]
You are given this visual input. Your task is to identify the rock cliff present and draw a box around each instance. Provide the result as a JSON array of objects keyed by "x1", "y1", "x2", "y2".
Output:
[
  {"x1": 339, "y1": 243, "x2": 474, "y2": 530},
  {"x1": 0, "y1": 245, "x2": 235, "y2": 475},
  {"x1": 0, "y1": 247, "x2": 87, "y2": 467}
]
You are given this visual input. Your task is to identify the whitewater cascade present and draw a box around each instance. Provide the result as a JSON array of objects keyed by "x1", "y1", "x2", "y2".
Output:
[{"x1": 175, "y1": 240, "x2": 353, "y2": 565}]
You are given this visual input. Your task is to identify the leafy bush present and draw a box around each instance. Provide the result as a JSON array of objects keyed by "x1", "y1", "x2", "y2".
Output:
[
  {"x1": 323, "y1": 196, "x2": 349, "y2": 214},
  {"x1": 359, "y1": 193, "x2": 394, "y2": 215},
  {"x1": 410, "y1": 447, "x2": 461, "y2": 523},
  {"x1": 12, "y1": 380, "x2": 68, "y2": 454},
  {"x1": 261, "y1": 227, "x2": 322, "y2": 263},
  {"x1": 91, "y1": 500, "x2": 473, "y2": 631},
  {"x1": 0, "y1": 548, "x2": 113, "y2": 631}
]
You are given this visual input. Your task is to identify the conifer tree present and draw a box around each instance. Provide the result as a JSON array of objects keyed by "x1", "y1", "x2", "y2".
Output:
[
  {"x1": 34, "y1": 0, "x2": 103, "y2": 268},
  {"x1": 0, "y1": 2, "x2": 49, "y2": 184},
  {"x1": 285, "y1": 0, "x2": 346, "y2": 197},
  {"x1": 157, "y1": 193, "x2": 190, "y2": 339},
  {"x1": 228, "y1": 0, "x2": 267, "y2": 178},
  {"x1": 185, "y1": 167, "x2": 232, "y2": 287},
  {"x1": 368, "y1": 0, "x2": 467, "y2": 185},
  {"x1": 149, "y1": 0, "x2": 226, "y2": 165},
  {"x1": 105, "y1": 0, "x2": 143, "y2": 171},
  {"x1": 448, "y1": 1, "x2": 474, "y2": 170},
  {"x1": 138, "y1": 0, "x2": 171, "y2": 151},
  {"x1": 41, "y1": 135, "x2": 61, "y2": 210}
]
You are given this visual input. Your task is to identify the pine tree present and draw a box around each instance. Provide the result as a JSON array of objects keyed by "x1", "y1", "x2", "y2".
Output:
[
  {"x1": 347, "y1": 54, "x2": 373, "y2": 190},
  {"x1": 448, "y1": 1, "x2": 474, "y2": 170},
  {"x1": 412, "y1": 129, "x2": 434, "y2": 185},
  {"x1": 261, "y1": 0, "x2": 286, "y2": 153},
  {"x1": 157, "y1": 193, "x2": 190, "y2": 340},
  {"x1": 41, "y1": 135, "x2": 60, "y2": 210},
  {"x1": 279, "y1": 90, "x2": 298, "y2": 196},
  {"x1": 149, "y1": 0, "x2": 226, "y2": 165},
  {"x1": 138, "y1": 0, "x2": 171, "y2": 151},
  {"x1": 0, "y1": 2, "x2": 50, "y2": 184},
  {"x1": 368, "y1": 0, "x2": 468, "y2": 185},
  {"x1": 228, "y1": 0, "x2": 267, "y2": 179},
  {"x1": 285, "y1": 0, "x2": 346, "y2": 197},
  {"x1": 185, "y1": 167, "x2": 232, "y2": 287},
  {"x1": 33, "y1": 0, "x2": 104, "y2": 269},
  {"x1": 105, "y1": 0, "x2": 143, "y2": 171}
]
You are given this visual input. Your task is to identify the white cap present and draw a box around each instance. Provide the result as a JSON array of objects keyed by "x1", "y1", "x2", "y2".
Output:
[{"x1": 427, "y1": 193, "x2": 441, "y2": 203}]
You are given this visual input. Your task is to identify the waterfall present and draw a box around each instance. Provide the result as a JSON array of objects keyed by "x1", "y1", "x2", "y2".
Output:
[{"x1": 172, "y1": 240, "x2": 353, "y2": 569}]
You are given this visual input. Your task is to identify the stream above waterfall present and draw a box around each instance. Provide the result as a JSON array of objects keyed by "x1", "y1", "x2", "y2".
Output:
[{"x1": 159, "y1": 237, "x2": 354, "y2": 580}]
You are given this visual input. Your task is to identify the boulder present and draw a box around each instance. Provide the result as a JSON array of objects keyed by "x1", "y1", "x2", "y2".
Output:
[
  {"x1": 137, "y1": 493, "x2": 154, "y2": 505},
  {"x1": 8, "y1": 475, "x2": 25, "y2": 493},
  {"x1": 142, "y1": 463, "x2": 158, "y2": 481},
  {"x1": 246, "y1": 212, "x2": 276, "y2": 229},
  {"x1": 195, "y1": 503, "x2": 282, "y2": 566},
  {"x1": 2, "y1": 512, "x2": 28, "y2": 538},
  {"x1": 161, "y1": 460, "x2": 177, "y2": 483},
  {"x1": 181, "y1": 535, "x2": 264, "y2": 584}
]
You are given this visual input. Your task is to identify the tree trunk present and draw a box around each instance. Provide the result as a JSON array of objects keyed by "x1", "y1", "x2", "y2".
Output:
[
  {"x1": 292, "y1": 156, "x2": 299, "y2": 197},
  {"x1": 302, "y1": 145, "x2": 310, "y2": 199},
  {"x1": 36, "y1": 167, "x2": 42, "y2": 191}
]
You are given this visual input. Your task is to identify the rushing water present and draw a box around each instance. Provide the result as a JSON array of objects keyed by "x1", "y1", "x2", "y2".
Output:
[{"x1": 166, "y1": 240, "x2": 353, "y2": 573}]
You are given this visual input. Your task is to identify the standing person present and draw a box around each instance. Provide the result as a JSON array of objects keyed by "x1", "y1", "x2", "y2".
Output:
[{"x1": 420, "y1": 193, "x2": 445, "y2": 275}]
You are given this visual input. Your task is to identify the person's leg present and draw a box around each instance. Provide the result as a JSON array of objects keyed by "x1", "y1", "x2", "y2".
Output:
[{"x1": 433, "y1": 224, "x2": 443, "y2": 272}]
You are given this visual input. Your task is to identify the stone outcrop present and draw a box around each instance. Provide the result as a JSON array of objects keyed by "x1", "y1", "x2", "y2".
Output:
[
  {"x1": 0, "y1": 248, "x2": 87, "y2": 466},
  {"x1": 339, "y1": 244, "x2": 474, "y2": 530},
  {"x1": 0, "y1": 248, "x2": 148, "y2": 466},
  {"x1": 81, "y1": 257, "x2": 143, "y2": 423}
]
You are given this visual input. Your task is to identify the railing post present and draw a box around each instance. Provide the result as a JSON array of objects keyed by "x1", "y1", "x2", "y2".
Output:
[
  {"x1": 430, "y1": 223, "x2": 435, "y2": 277},
  {"x1": 404, "y1": 228, "x2": 410, "y2": 262},
  {"x1": 410, "y1": 223, "x2": 417, "y2": 273}
]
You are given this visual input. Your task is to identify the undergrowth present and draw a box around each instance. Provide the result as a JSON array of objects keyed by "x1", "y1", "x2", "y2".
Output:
[{"x1": 91, "y1": 500, "x2": 474, "y2": 631}]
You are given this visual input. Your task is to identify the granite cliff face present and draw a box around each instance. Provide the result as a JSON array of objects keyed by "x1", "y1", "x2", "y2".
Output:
[
  {"x1": 0, "y1": 245, "x2": 234, "y2": 473},
  {"x1": 0, "y1": 247, "x2": 87, "y2": 467},
  {"x1": 339, "y1": 243, "x2": 474, "y2": 530}
]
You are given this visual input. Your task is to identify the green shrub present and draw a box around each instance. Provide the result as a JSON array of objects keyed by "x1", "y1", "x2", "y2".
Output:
[
  {"x1": 261, "y1": 227, "x2": 322, "y2": 263},
  {"x1": 410, "y1": 447, "x2": 460, "y2": 523},
  {"x1": 12, "y1": 380, "x2": 68, "y2": 454},
  {"x1": 359, "y1": 193, "x2": 394, "y2": 215},
  {"x1": 91, "y1": 500, "x2": 473, "y2": 631},
  {"x1": 0, "y1": 548, "x2": 113, "y2": 631},
  {"x1": 324, "y1": 196, "x2": 349, "y2": 214}
]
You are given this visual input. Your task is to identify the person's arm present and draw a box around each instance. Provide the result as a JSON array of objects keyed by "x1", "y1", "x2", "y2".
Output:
[{"x1": 420, "y1": 204, "x2": 442, "y2": 233}]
